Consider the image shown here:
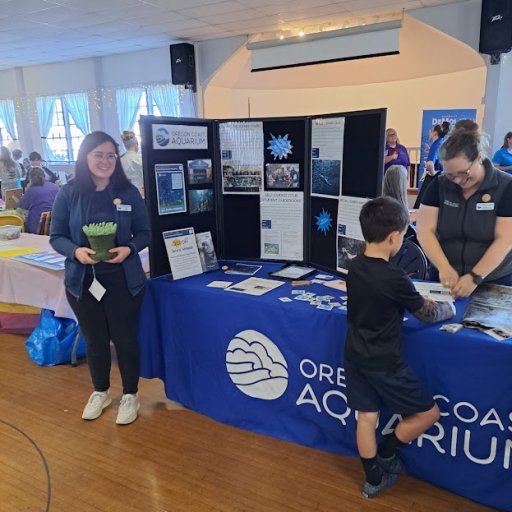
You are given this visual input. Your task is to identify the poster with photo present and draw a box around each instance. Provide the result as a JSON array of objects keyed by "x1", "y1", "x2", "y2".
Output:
[
  {"x1": 336, "y1": 196, "x2": 368, "y2": 273},
  {"x1": 311, "y1": 117, "x2": 344, "y2": 197},
  {"x1": 155, "y1": 164, "x2": 186, "y2": 215},
  {"x1": 189, "y1": 189, "x2": 214, "y2": 214},
  {"x1": 260, "y1": 191, "x2": 303, "y2": 260},
  {"x1": 311, "y1": 160, "x2": 341, "y2": 197},
  {"x1": 188, "y1": 159, "x2": 212, "y2": 185},
  {"x1": 219, "y1": 121, "x2": 264, "y2": 194},
  {"x1": 265, "y1": 163, "x2": 300, "y2": 189}
]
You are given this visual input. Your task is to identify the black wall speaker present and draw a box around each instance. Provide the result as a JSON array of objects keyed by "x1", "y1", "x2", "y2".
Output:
[
  {"x1": 479, "y1": 0, "x2": 512, "y2": 55},
  {"x1": 170, "y1": 43, "x2": 196, "y2": 92}
]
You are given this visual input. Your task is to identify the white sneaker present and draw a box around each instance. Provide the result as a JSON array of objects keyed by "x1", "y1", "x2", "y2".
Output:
[
  {"x1": 82, "y1": 391, "x2": 112, "y2": 420},
  {"x1": 116, "y1": 394, "x2": 140, "y2": 425}
]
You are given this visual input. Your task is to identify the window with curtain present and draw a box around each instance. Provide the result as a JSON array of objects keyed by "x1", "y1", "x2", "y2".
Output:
[
  {"x1": 0, "y1": 119, "x2": 14, "y2": 146},
  {"x1": 0, "y1": 99, "x2": 18, "y2": 146},
  {"x1": 116, "y1": 83, "x2": 196, "y2": 148},
  {"x1": 39, "y1": 93, "x2": 90, "y2": 162}
]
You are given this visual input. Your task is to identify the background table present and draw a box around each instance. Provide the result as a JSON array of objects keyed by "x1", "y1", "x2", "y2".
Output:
[
  {"x1": 0, "y1": 233, "x2": 149, "y2": 319},
  {"x1": 139, "y1": 263, "x2": 512, "y2": 512}
]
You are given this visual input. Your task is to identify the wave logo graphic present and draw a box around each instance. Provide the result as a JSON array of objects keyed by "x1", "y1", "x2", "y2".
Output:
[
  {"x1": 226, "y1": 330, "x2": 288, "y2": 400},
  {"x1": 155, "y1": 127, "x2": 170, "y2": 147}
]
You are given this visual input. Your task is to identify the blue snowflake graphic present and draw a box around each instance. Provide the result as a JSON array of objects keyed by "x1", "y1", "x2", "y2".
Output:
[
  {"x1": 315, "y1": 209, "x2": 332, "y2": 235},
  {"x1": 267, "y1": 133, "x2": 293, "y2": 160}
]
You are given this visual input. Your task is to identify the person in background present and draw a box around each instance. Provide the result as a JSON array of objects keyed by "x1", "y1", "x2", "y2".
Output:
[
  {"x1": 19, "y1": 167, "x2": 59, "y2": 233},
  {"x1": 413, "y1": 121, "x2": 451, "y2": 209},
  {"x1": 345, "y1": 196, "x2": 454, "y2": 499},
  {"x1": 417, "y1": 120, "x2": 512, "y2": 296},
  {"x1": 50, "y1": 131, "x2": 150, "y2": 425},
  {"x1": 0, "y1": 146, "x2": 21, "y2": 198},
  {"x1": 12, "y1": 149, "x2": 26, "y2": 179},
  {"x1": 28, "y1": 151, "x2": 59, "y2": 184},
  {"x1": 120, "y1": 131, "x2": 144, "y2": 195},
  {"x1": 492, "y1": 131, "x2": 512, "y2": 174},
  {"x1": 384, "y1": 128, "x2": 410, "y2": 172}
]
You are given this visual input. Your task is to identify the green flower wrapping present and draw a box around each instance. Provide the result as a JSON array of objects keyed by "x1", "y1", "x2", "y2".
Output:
[{"x1": 82, "y1": 222, "x2": 117, "y2": 262}]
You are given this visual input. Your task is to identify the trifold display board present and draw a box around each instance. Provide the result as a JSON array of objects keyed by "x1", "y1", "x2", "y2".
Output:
[{"x1": 140, "y1": 109, "x2": 386, "y2": 278}]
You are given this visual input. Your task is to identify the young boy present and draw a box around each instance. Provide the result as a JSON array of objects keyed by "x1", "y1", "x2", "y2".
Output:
[{"x1": 344, "y1": 196, "x2": 455, "y2": 499}]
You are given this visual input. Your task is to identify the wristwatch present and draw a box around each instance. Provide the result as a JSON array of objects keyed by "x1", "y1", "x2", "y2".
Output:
[{"x1": 469, "y1": 270, "x2": 484, "y2": 285}]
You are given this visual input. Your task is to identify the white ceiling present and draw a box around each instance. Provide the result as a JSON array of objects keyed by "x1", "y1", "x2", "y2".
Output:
[{"x1": 0, "y1": 0, "x2": 467, "y2": 71}]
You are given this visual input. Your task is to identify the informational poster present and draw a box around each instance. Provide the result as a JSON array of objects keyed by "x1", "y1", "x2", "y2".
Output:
[
  {"x1": 265, "y1": 163, "x2": 300, "y2": 189},
  {"x1": 336, "y1": 196, "x2": 367, "y2": 273},
  {"x1": 260, "y1": 191, "x2": 304, "y2": 260},
  {"x1": 188, "y1": 189, "x2": 214, "y2": 214},
  {"x1": 418, "y1": 109, "x2": 476, "y2": 179},
  {"x1": 188, "y1": 159, "x2": 212, "y2": 184},
  {"x1": 311, "y1": 117, "x2": 345, "y2": 197},
  {"x1": 162, "y1": 227, "x2": 203, "y2": 280},
  {"x1": 219, "y1": 121, "x2": 264, "y2": 194},
  {"x1": 155, "y1": 164, "x2": 186, "y2": 215},
  {"x1": 152, "y1": 124, "x2": 208, "y2": 150}
]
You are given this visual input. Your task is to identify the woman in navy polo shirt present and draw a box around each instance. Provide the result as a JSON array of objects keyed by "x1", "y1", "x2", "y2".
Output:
[
  {"x1": 417, "y1": 120, "x2": 512, "y2": 297},
  {"x1": 492, "y1": 131, "x2": 512, "y2": 174}
]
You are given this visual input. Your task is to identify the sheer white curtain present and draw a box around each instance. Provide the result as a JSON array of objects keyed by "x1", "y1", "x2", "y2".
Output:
[
  {"x1": 179, "y1": 87, "x2": 197, "y2": 118},
  {"x1": 150, "y1": 83, "x2": 180, "y2": 117},
  {"x1": 36, "y1": 96, "x2": 57, "y2": 160},
  {"x1": 0, "y1": 99, "x2": 18, "y2": 140},
  {"x1": 116, "y1": 87, "x2": 143, "y2": 131},
  {"x1": 63, "y1": 92, "x2": 90, "y2": 135}
]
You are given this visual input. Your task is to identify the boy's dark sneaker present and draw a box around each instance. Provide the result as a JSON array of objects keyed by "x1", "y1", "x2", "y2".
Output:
[
  {"x1": 362, "y1": 472, "x2": 398, "y2": 499},
  {"x1": 376, "y1": 453, "x2": 404, "y2": 474}
]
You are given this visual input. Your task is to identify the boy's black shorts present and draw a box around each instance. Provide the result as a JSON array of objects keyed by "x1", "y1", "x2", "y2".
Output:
[{"x1": 344, "y1": 360, "x2": 436, "y2": 415}]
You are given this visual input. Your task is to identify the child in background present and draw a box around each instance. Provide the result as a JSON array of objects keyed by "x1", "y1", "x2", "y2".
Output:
[{"x1": 344, "y1": 196, "x2": 455, "y2": 498}]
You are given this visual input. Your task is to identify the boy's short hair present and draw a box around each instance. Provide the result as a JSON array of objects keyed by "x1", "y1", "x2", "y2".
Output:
[{"x1": 359, "y1": 196, "x2": 409, "y2": 243}]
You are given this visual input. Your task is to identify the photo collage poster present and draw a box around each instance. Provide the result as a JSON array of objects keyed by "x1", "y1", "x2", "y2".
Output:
[{"x1": 219, "y1": 121, "x2": 264, "y2": 194}]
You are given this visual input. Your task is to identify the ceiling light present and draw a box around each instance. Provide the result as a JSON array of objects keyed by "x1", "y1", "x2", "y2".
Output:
[{"x1": 298, "y1": 29, "x2": 305, "y2": 37}]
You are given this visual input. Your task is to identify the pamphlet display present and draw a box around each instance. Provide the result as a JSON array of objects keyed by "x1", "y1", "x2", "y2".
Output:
[
  {"x1": 162, "y1": 227, "x2": 203, "y2": 280},
  {"x1": 195, "y1": 231, "x2": 219, "y2": 272},
  {"x1": 12, "y1": 251, "x2": 66, "y2": 270}
]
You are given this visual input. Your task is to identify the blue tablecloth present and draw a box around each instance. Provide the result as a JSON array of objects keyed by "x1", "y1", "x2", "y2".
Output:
[{"x1": 139, "y1": 263, "x2": 512, "y2": 511}]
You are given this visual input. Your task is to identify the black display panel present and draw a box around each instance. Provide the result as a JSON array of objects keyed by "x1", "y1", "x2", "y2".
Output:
[{"x1": 140, "y1": 116, "x2": 219, "y2": 277}]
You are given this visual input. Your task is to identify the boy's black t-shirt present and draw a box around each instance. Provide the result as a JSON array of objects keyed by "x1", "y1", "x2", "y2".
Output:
[{"x1": 345, "y1": 254, "x2": 424, "y2": 370}]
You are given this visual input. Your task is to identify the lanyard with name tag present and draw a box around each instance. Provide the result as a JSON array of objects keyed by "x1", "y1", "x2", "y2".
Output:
[{"x1": 88, "y1": 265, "x2": 106, "y2": 302}]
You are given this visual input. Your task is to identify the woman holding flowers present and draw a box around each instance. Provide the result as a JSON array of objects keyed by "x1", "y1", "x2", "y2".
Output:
[{"x1": 50, "y1": 131, "x2": 150, "y2": 425}]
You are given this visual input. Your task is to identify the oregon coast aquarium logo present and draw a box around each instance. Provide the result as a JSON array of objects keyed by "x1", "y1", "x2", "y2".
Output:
[
  {"x1": 226, "y1": 330, "x2": 289, "y2": 400},
  {"x1": 155, "y1": 127, "x2": 170, "y2": 147}
]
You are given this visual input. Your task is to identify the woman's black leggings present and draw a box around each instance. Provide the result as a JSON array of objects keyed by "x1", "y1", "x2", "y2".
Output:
[{"x1": 66, "y1": 269, "x2": 144, "y2": 395}]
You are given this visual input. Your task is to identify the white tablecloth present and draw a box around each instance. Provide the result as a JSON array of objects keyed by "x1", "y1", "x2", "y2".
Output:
[{"x1": 0, "y1": 233, "x2": 149, "y2": 319}]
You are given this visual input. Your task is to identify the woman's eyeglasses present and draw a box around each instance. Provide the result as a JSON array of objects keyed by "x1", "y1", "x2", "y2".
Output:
[
  {"x1": 89, "y1": 152, "x2": 118, "y2": 162},
  {"x1": 445, "y1": 160, "x2": 474, "y2": 181}
]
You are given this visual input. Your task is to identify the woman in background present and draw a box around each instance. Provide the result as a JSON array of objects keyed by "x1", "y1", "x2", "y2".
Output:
[
  {"x1": 384, "y1": 128, "x2": 410, "y2": 172},
  {"x1": 492, "y1": 131, "x2": 512, "y2": 174},
  {"x1": 120, "y1": 131, "x2": 144, "y2": 195},
  {"x1": 50, "y1": 131, "x2": 150, "y2": 425},
  {"x1": 382, "y1": 164, "x2": 417, "y2": 243},
  {"x1": 413, "y1": 121, "x2": 450, "y2": 209},
  {"x1": 19, "y1": 168, "x2": 59, "y2": 233},
  {"x1": 0, "y1": 146, "x2": 21, "y2": 198}
]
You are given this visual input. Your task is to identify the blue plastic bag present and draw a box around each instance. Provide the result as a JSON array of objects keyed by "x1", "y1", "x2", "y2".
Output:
[{"x1": 25, "y1": 309, "x2": 86, "y2": 366}]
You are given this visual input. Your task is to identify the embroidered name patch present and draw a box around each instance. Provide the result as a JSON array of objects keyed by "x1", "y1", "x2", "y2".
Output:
[{"x1": 443, "y1": 200, "x2": 459, "y2": 208}]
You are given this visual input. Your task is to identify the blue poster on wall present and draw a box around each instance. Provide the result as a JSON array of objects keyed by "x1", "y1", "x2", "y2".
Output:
[{"x1": 418, "y1": 109, "x2": 477, "y2": 182}]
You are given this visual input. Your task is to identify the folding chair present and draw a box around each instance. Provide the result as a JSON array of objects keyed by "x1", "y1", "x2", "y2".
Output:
[{"x1": 390, "y1": 240, "x2": 429, "y2": 280}]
